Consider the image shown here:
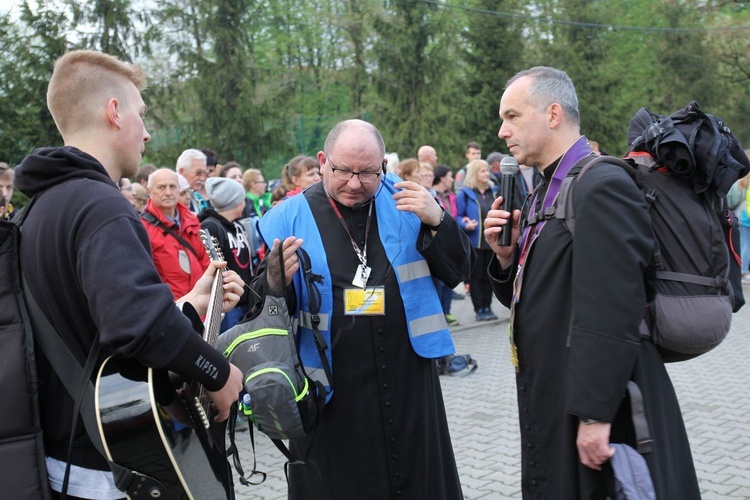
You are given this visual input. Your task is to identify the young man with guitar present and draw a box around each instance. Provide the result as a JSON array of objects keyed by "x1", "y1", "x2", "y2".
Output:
[{"x1": 14, "y1": 50, "x2": 244, "y2": 499}]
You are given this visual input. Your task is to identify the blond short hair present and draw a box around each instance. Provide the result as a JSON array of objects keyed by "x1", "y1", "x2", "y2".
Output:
[
  {"x1": 47, "y1": 50, "x2": 146, "y2": 137},
  {"x1": 242, "y1": 168, "x2": 263, "y2": 192}
]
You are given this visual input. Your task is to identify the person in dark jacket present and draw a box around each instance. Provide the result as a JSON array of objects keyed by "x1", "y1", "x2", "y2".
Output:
[
  {"x1": 14, "y1": 49, "x2": 244, "y2": 499},
  {"x1": 200, "y1": 176, "x2": 255, "y2": 330},
  {"x1": 484, "y1": 66, "x2": 700, "y2": 499}
]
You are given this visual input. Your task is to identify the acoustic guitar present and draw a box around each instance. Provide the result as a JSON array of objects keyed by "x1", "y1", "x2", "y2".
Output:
[{"x1": 94, "y1": 230, "x2": 233, "y2": 499}]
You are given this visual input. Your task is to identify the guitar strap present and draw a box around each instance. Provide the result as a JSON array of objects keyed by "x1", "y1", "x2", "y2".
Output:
[
  {"x1": 140, "y1": 211, "x2": 201, "y2": 259},
  {"x1": 22, "y1": 276, "x2": 166, "y2": 498}
]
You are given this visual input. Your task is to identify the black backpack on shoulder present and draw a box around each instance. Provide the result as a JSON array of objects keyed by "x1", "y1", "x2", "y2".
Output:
[
  {"x1": 0, "y1": 199, "x2": 49, "y2": 498},
  {"x1": 551, "y1": 102, "x2": 749, "y2": 362},
  {"x1": 1, "y1": 198, "x2": 169, "y2": 499}
]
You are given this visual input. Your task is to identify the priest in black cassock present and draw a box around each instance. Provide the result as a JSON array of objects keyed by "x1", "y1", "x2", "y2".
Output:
[
  {"x1": 484, "y1": 66, "x2": 700, "y2": 499},
  {"x1": 256, "y1": 119, "x2": 473, "y2": 499}
]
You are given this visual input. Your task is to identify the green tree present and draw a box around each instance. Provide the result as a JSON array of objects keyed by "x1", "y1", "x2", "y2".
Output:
[
  {"x1": 68, "y1": 0, "x2": 152, "y2": 60},
  {"x1": 0, "y1": 2, "x2": 70, "y2": 165},
  {"x1": 146, "y1": 0, "x2": 295, "y2": 172},
  {"x1": 371, "y1": 0, "x2": 469, "y2": 164},
  {"x1": 462, "y1": 0, "x2": 526, "y2": 156},
  {"x1": 527, "y1": 0, "x2": 628, "y2": 153},
  {"x1": 654, "y1": 1, "x2": 723, "y2": 113},
  {"x1": 711, "y1": 2, "x2": 750, "y2": 145}
]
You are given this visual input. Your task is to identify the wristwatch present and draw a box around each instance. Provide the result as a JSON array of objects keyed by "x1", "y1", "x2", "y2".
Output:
[
  {"x1": 580, "y1": 418, "x2": 599, "y2": 425},
  {"x1": 427, "y1": 208, "x2": 446, "y2": 231}
]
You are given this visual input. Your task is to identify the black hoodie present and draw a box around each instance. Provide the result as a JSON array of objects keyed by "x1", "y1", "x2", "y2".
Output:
[
  {"x1": 198, "y1": 207, "x2": 253, "y2": 306},
  {"x1": 15, "y1": 146, "x2": 230, "y2": 470}
]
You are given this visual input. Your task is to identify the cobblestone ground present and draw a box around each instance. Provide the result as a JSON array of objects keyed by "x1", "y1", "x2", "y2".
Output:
[{"x1": 233, "y1": 288, "x2": 750, "y2": 499}]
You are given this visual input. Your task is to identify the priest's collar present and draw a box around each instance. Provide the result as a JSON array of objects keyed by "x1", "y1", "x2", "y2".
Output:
[{"x1": 542, "y1": 157, "x2": 562, "y2": 181}]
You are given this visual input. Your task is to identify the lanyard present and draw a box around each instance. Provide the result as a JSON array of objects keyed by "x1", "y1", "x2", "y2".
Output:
[
  {"x1": 508, "y1": 136, "x2": 593, "y2": 370},
  {"x1": 325, "y1": 191, "x2": 374, "y2": 272}
]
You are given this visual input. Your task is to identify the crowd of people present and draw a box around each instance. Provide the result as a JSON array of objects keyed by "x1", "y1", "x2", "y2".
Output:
[{"x1": 2, "y1": 48, "x2": 716, "y2": 500}]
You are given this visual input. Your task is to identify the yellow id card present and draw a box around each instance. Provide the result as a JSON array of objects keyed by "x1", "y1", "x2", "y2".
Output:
[{"x1": 344, "y1": 286, "x2": 385, "y2": 315}]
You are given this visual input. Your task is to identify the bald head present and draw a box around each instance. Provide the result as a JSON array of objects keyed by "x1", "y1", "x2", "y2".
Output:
[
  {"x1": 147, "y1": 168, "x2": 180, "y2": 217},
  {"x1": 418, "y1": 145, "x2": 437, "y2": 166},
  {"x1": 323, "y1": 119, "x2": 386, "y2": 160}
]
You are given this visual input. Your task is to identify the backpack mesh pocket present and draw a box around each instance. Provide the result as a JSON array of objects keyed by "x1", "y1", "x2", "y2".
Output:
[
  {"x1": 651, "y1": 293, "x2": 731, "y2": 361},
  {"x1": 244, "y1": 362, "x2": 310, "y2": 440}
]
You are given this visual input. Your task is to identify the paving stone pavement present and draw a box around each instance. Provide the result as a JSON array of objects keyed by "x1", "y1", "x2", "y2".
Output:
[{"x1": 232, "y1": 287, "x2": 750, "y2": 499}]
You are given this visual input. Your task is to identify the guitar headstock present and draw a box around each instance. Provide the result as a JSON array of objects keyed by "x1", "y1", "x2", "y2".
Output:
[{"x1": 199, "y1": 229, "x2": 224, "y2": 262}]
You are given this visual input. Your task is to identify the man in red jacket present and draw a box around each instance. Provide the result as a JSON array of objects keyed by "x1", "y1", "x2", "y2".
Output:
[{"x1": 142, "y1": 168, "x2": 210, "y2": 298}]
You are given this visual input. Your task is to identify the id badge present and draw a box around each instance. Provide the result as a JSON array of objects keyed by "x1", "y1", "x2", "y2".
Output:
[
  {"x1": 351, "y1": 264, "x2": 372, "y2": 289},
  {"x1": 344, "y1": 286, "x2": 385, "y2": 315},
  {"x1": 178, "y1": 249, "x2": 191, "y2": 274}
]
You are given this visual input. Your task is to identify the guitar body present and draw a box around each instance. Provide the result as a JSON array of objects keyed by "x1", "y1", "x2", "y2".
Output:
[{"x1": 95, "y1": 356, "x2": 233, "y2": 499}]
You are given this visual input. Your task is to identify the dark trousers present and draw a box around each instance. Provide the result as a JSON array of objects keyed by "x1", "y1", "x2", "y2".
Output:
[
  {"x1": 433, "y1": 278, "x2": 453, "y2": 314},
  {"x1": 469, "y1": 248, "x2": 494, "y2": 312}
]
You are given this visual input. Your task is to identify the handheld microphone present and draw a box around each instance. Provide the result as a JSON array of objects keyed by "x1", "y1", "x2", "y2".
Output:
[{"x1": 498, "y1": 156, "x2": 519, "y2": 246}]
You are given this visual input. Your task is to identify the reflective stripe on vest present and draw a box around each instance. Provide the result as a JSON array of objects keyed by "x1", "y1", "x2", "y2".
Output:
[
  {"x1": 397, "y1": 260, "x2": 431, "y2": 283},
  {"x1": 258, "y1": 181, "x2": 455, "y2": 401}
]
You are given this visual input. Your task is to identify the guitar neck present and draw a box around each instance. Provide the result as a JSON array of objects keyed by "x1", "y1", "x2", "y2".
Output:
[
  {"x1": 196, "y1": 229, "x2": 226, "y2": 411},
  {"x1": 195, "y1": 267, "x2": 223, "y2": 412},
  {"x1": 203, "y1": 268, "x2": 223, "y2": 348}
]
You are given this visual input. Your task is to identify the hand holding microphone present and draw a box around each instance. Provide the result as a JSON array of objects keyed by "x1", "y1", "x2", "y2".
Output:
[{"x1": 498, "y1": 156, "x2": 519, "y2": 246}]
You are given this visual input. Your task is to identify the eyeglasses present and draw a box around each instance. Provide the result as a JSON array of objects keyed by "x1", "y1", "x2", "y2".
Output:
[
  {"x1": 252, "y1": 180, "x2": 267, "y2": 184},
  {"x1": 120, "y1": 185, "x2": 133, "y2": 191},
  {"x1": 185, "y1": 168, "x2": 208, "y2": 177},
  {"x1": 328, "y1": 161, "x2": 382, "y2": 184}
]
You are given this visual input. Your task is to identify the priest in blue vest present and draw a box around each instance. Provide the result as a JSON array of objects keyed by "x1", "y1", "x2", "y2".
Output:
[{"x1": 258, "y1": 119, "x2": 473, "y2": 499}]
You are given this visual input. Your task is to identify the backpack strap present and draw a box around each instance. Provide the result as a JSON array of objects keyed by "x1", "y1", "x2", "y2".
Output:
[
  {"x1": 556, "y1": 156, "x2": 635, "y2": 235},
  {"x1": 626, "y1": 381, "x2": 653, "y2": 454},
  {"x1": 260, "y1": 244, "x2": 333, "y2": 471},
  {"x1": 19, "y1": 199, "x2": 167, "y2": 498},
  {"x1": 22, "y1": 276, "x2": 164, "y2": 498},
  {"x1": 297, "y1": 247, "x2": 333, "y2": 396},
  {"x1": 140, "y1": 211, "x2": 201, "y2": 259}
]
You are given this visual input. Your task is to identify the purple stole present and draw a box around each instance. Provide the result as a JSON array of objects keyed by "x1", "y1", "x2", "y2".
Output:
[{"x1": 508, "y1": 136, "x2": 594, "y2": 370}]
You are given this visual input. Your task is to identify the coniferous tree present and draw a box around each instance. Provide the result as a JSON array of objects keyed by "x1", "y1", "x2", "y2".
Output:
[
  {"x1": 371, "y1": 0, "x2": 469, "y2": 163},
  {"x1": 462, "y1": 0, "x2": 526, "y2": 157},
  {"x1": 0, "y1": 2, "x2": 70, "y2": 165},
  {"x1": 146, "y1": 0, "x2": 294, "y2": 170}
]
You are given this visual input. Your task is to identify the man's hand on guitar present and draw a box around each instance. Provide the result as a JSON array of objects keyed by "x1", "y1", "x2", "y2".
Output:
[
  {"x1": 179, "y1": 261, "x2": 245, "y2": 315},
  {"x1": 207, "y1": 364, "x2": 243, "y2": 422},
  {"x1": 220, "y1": 269, "x2": 244, "y2": 313}
]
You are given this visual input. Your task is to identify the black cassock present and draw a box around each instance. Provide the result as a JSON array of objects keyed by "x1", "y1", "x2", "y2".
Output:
[
  {"x1": 287, "y1": 183, "x2": 470, "y2": 500},
  {"x1": 490, "y1": 161, "x2": 700, "y2": 500}
]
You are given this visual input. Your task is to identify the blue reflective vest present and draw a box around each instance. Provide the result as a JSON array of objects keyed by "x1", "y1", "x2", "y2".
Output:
[{"x1": 258, "y1": 179, "x2": 454, "y2": 398}]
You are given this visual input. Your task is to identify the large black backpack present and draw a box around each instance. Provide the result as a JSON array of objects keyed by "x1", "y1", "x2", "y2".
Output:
[
  {"x1": 0, "y1": 199, "x2": 168, "y2": 499},
  {"x1": 554, "y1": 102, "x2": 749, "y2": 362},
  {"x1": 0, "y1": 201, "x2": 49, "y2": 498}
]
